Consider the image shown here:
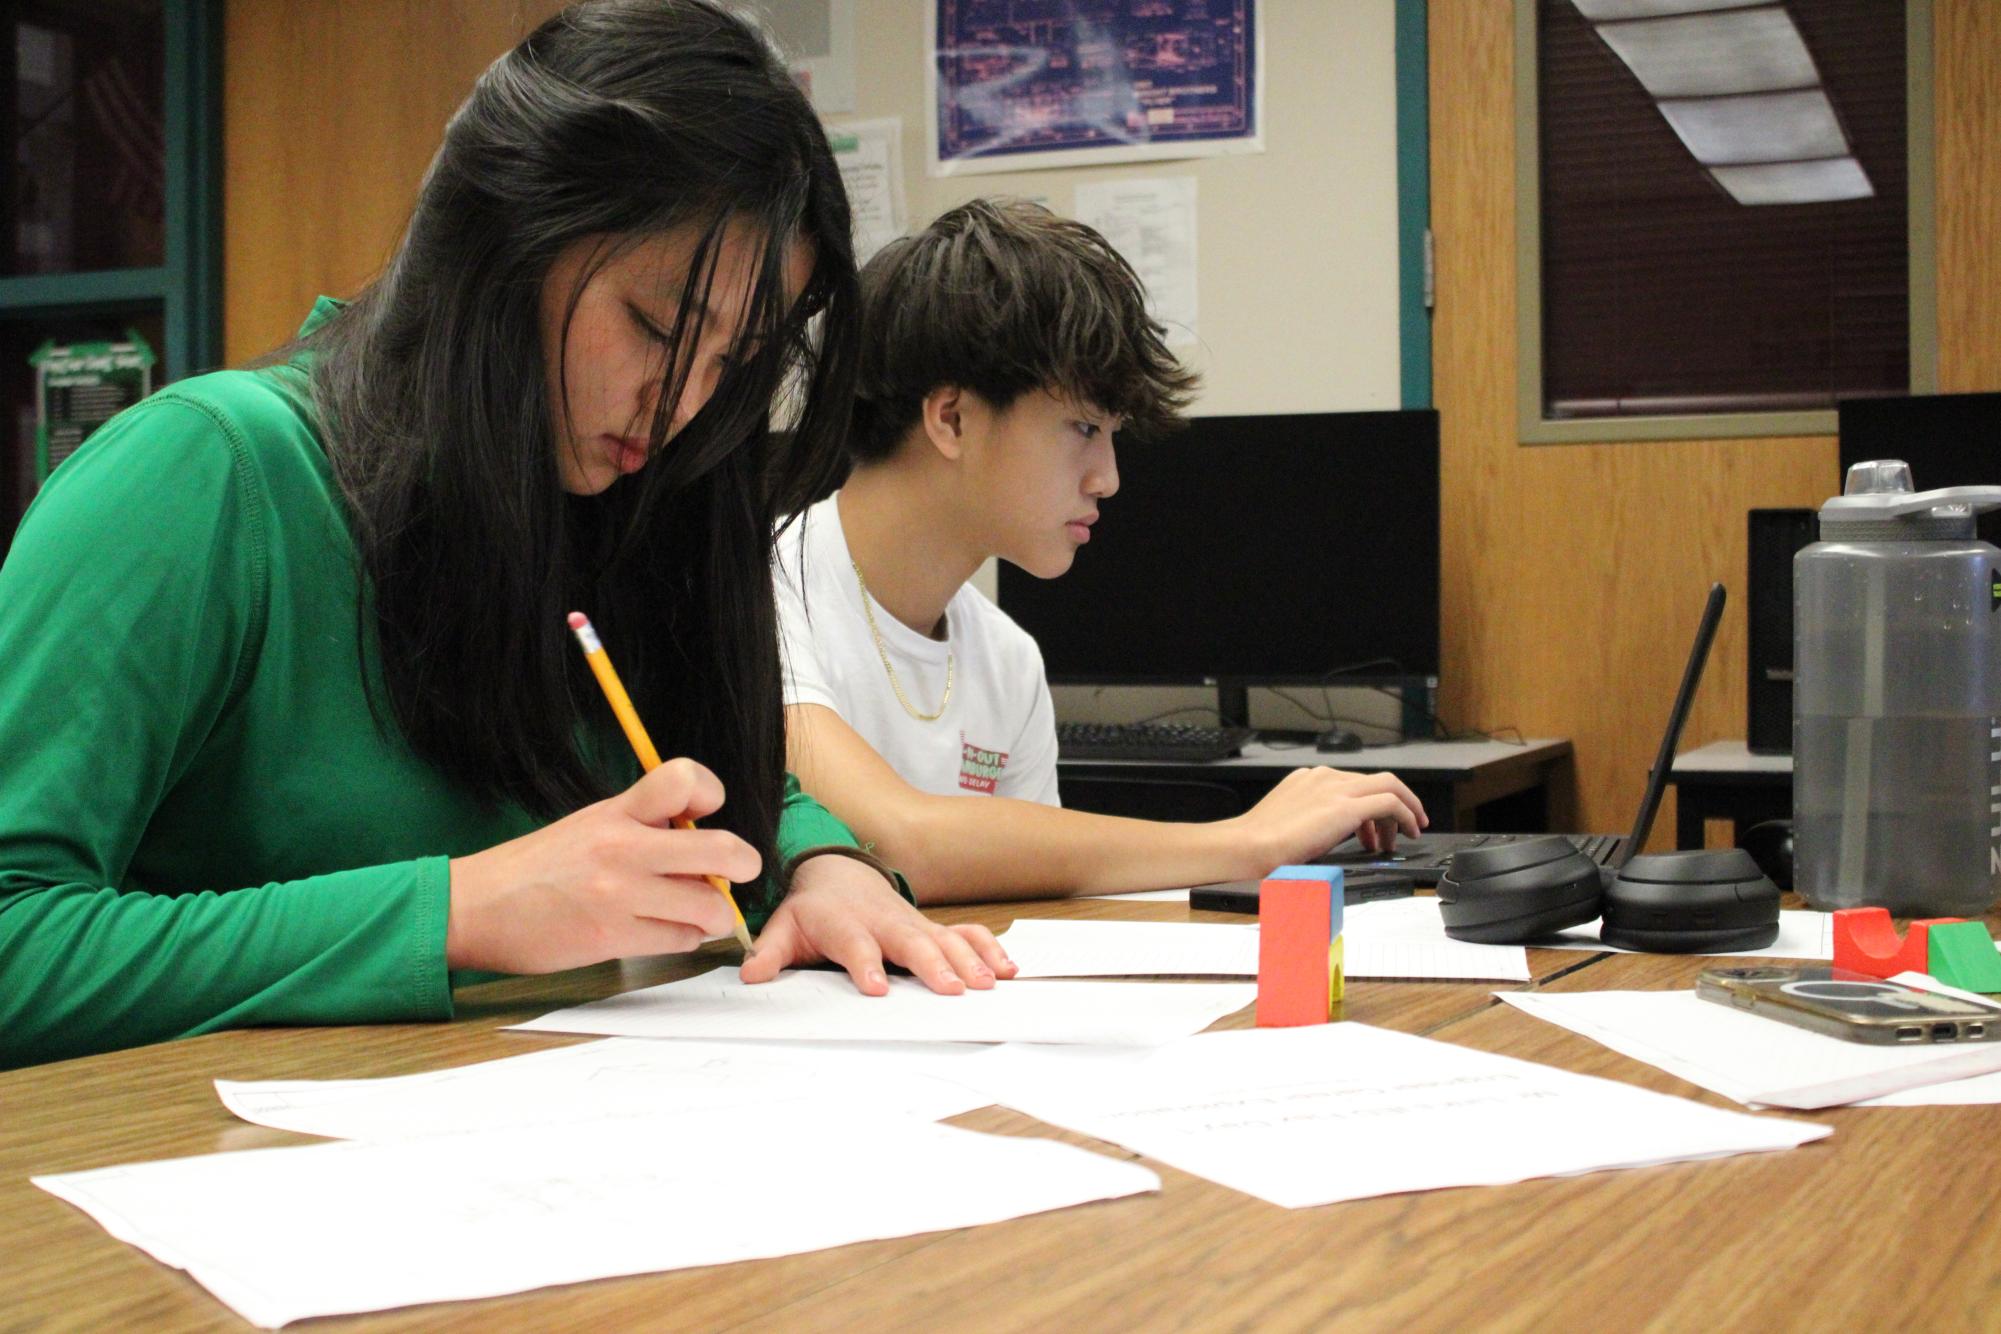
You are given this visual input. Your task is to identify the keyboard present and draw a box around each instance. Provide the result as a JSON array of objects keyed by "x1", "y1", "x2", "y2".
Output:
[
  {"x1": 1057, "y1": 721, "x2": 1257, "y2": 763},
  {"x1": 1568, "y1": 833, "x2": 1621, "y2": 863}
]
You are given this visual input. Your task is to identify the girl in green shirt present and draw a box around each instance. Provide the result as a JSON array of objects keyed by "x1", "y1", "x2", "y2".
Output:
[{"x1": 0, "y1": 0, "x2": 1011, "y2": 1069}]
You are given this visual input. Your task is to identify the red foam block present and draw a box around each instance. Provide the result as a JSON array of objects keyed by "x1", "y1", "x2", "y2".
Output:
[
  {"x1": 1257, "y1": 878, "x2": 1335, "y2": 1027},
  {"x1": 1831, "y1": 907, "x2": 1964, "y2": 979}
]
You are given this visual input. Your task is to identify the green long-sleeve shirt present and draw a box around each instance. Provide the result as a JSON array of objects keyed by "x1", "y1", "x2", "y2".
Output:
[{"x1": 0, "y1": 302, "x2": 860, "y2": 1069}]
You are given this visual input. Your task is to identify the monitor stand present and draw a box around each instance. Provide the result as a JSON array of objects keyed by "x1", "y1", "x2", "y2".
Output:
[
  {"x1": 1214, "y1": 676, "x2": 1436, "y2": 740},
  {"x1": 1399, "y1": 678, "x2": 1437, "y2": 743},
  {"x1": 1215, "y1": 679, "x2": 1250, "y2": 730}
]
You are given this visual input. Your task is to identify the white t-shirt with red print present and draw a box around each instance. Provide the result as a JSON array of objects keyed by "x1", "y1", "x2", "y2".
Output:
[{"x1": 775, "y1": 495, "x2": 1061, "y2": 806}]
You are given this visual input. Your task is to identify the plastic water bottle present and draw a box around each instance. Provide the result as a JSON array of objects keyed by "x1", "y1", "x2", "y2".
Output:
[{"x1": 1793, "y1": 460, "x2": 2001, "y2": 917}]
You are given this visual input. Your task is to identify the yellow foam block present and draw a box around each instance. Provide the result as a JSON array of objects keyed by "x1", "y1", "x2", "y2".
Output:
[{"x1": 1329, "y1": 933, "x2": 1345, "y2": 1011}]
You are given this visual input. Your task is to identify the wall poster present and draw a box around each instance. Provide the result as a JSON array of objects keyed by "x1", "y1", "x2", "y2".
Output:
[{"x1": 930, "y1": 0, "x2": 1261, "y2": 176}]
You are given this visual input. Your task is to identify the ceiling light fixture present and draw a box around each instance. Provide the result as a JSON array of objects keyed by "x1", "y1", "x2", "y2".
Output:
[{"x1": 1569, "y1": 0, "x2": 1874, "y2": 204}]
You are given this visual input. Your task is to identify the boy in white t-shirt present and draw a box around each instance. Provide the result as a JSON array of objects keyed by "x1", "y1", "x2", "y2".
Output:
[{"x1": 776, "y1": 199, "x2": 1427, "y2": 902}]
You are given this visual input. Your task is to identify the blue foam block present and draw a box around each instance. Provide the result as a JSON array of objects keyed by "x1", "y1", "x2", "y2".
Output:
[{"x1": 1267, "y1": 864, "x2": 1344, "y2": 937}]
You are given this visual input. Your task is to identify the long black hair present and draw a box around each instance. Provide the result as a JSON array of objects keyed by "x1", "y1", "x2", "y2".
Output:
[{"x1": 302, "y1": 0, "x2": 857, "y2": 892}]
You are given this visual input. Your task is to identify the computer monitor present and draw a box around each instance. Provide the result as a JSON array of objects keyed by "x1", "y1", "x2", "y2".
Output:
[
  {"x1": 996, "y1": 410, "x2": 1441, "y2": 725},
  {"x1": 1838, "y1": 392, "x2": 2001, "y2": 546}
]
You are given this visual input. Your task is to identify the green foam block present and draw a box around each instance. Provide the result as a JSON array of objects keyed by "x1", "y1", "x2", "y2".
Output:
[{"x1": 1926, "y1": 921, "x2": 2001, "y2": 994}]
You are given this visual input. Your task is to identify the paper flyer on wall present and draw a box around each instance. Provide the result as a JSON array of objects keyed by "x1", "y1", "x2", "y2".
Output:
[
  {"x1": 1075, "y1": 177, "x2": 1198, "y2": 346},
  {"x1": 829, "y1": 117, "x2": 906, "y2": 262}
]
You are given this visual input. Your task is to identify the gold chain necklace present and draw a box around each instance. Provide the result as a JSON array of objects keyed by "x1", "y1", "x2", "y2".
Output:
[{"x1": 853, "y1": 560, "x2": 954, "y2": 722}]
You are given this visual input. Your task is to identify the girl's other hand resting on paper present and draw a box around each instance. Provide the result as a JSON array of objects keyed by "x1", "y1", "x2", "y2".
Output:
[
  {"x1": 740, "y1": 853, "x2": 1018, "y2": 996},
  {"x1": 444, "y1": 758, "x2": 757, "y2": 973}
]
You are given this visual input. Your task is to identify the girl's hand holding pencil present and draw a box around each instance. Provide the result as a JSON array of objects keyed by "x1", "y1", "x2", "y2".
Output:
[
  {"x1": 566, "y1": 612, "x2": 756, "y2": 953},
  {"x1": 443, "y1": 758, "x2": 760, "y2": 973},
  {"x1": 443, "y1": 612, "x2": 1011, "y2": 991}
]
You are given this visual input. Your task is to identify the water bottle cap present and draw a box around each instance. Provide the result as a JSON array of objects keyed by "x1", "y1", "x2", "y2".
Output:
[
  {"x1": 1821, "y1": 459, "x2": 2001, "y2": 523},
  {"x1": 1843, "y1": 459, "x2": 1914, "y2": 496}
]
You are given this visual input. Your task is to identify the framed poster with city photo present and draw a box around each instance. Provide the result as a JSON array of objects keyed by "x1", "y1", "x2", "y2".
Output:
[{"x1": 929, "y1": 0, "x2": 1262, "y2": 176}]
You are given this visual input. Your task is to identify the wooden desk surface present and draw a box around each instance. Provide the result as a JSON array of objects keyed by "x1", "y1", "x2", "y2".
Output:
[
  {"x1": 1672, "y1": 739, "x2": 1796, "y2": 777},
  {"x1": 9, "y1": 895, "x2": 1993, "y2": 1330}
]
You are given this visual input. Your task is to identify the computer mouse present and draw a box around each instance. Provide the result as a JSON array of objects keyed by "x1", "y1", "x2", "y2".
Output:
[{"x1": 1316, "y1": 727, "x2": 1364, "y2": 753}]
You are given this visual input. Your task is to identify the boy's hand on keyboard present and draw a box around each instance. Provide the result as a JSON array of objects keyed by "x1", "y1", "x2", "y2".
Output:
[{"x1": 1226, "y1": 767, "x2": 1429, "y2": 872}]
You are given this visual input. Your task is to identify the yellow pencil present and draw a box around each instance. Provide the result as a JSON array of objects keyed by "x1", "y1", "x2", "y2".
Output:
[{"x1": 567, "y1": 611, "x2": 756, "y2": 954}]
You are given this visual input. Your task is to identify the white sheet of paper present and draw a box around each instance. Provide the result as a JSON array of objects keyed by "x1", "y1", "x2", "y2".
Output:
[
  {"x1": 508, "y1": 967, "x2": 1255, "y2": 1046},
  {"x1": 217, "y1": 1037, "x2": 994, "y2": 1142},
  {"x1": 1346, "y1": 896, "x2": 1834, "y2": 960},
  {"x1": 946, "y1": 1024, "x2": 1826, "y2": 1209},
  {"x1": 35, "y1": 1107, "x2": 1156, "y2": 1329},
  {"x1": 999, "y1": 919, "x2": 1252, "y2": 977},
  {"x1": 1497, "y1": 988, "x2": 2001, "y2": 1108},
  {"x1": 1340, "y1": 899, "x2": 1532, "y2": 980},
  {"x1": 1855, "y1": 971, "x2": 2001, "y2": 1105},
  {"x1": 1860, "y1": 1068, "x2": 2001, "y2": 1105},
  {"x1": 998, "y1": 917, "x2": 1528, "y2": 982},
  {"x1": 1343, "y1": 896, "x2": 1485, "y2": 945},
  {"x1": 1080, "y1": 887, "x2": 1192, "y2": 902}
]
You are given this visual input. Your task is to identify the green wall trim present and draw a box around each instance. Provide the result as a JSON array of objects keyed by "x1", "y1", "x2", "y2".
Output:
[
  {"x1": 163, "y1": 0, "x2": 224, "y2": 383},
  {"x1": 1395, "y1": 0, "x2": 1432, "y2": 411}
]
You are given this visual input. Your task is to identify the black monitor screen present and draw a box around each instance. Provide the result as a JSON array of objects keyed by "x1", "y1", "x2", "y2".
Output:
[
  {"x1": 1839, "y1": 392, "x2": 2001, "y2": 547},
  {"x1": 996, "y1": 410, "x2": 1440, "y2": 684}
]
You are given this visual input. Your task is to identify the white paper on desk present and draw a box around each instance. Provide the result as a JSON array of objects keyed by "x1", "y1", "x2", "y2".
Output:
[
  {"x1": 999, "y1": 917, "x2": 1529, "y2": 983},
  {"x1": 508, "y1": 967, "x2": 1255, "y2": 1046},
  {"x1": 218, "y1": 1037, "x2": 994, "y2": 1142},
  {"x1": 1349, "y1": 896, "x2": 1834, "y2": 960},
  {"x1": 33, "y1": 1106, "x2": 1157, "y2": 1329},
  {"x1": 1000, "y1": 919, "x2": 1256, "y2": 977},
  {"x1": 1497, "y1": 989, "x2": 2001, "y2": 1108},
  {"x1": 948, "y1": 1024, "x2": 1826, "y2": 1209},
  {"x1": 1837, "y1": 972, "x2": 2001, "y2": 1107},
  {"x1": 1081, "y1": 887, "x2": 1192, "y2": 902},
  {"x1": 1337, "y1": 899, "x2": 1532, "y2": 980}
]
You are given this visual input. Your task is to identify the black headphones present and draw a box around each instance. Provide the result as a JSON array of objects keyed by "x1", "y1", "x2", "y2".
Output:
[{"x1": 1436, "y1": 836, "x2": 1781, "y2": 953}]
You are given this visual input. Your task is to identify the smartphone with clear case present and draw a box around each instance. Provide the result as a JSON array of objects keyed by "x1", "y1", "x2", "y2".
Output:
[{"x1": 1696, "y1": 966, "x2": 2001, "y2": 1045}]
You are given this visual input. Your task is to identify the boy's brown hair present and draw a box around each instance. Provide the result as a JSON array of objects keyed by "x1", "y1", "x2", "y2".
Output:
[{"x1": 848, "y1": 197, "x2": 1199, "y2": 464}]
